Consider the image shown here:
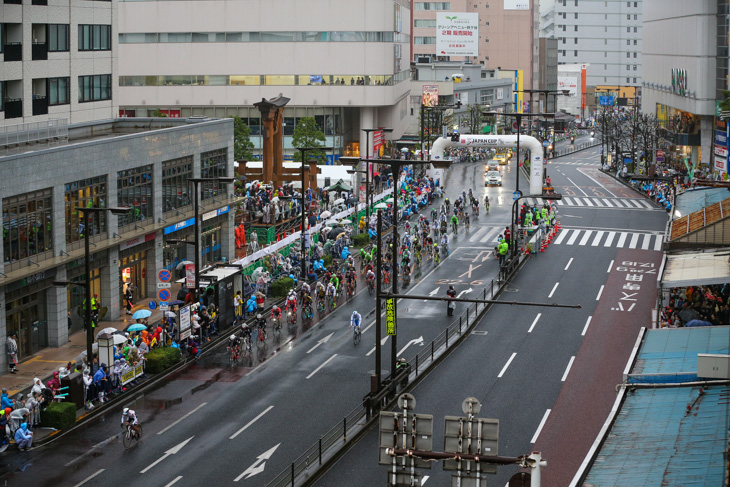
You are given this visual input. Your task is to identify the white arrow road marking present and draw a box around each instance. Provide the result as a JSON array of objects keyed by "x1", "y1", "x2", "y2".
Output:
[
  {"x1": 157, "y1": 402, "x2": 207, "y2": 435},
  {"x1": 230, "y1": 405, "x2": 275, "y2": 439},
  {"x1": 140, "y1": 436, "x2": 194, "y2": 474},
  {"x1": 366, "y1": 335, "x2": 389, "y2": 356},
  {"x1": 306, "y1": 332, "x2": 334, "y2": 354},
  {"x1": 422, "y1": 475, "x2": 430, "y2": 485},
  {"x1": 234, "y1": 443, "x2": 281, "y2": 482},
  {"x1": 429, "y1": 287, "x2": 440, "y2": 296},
  {"x1": 472, "y1": 250, "x2": 492, "y2": 262},
  {"x1": 306, "y1": 354, "x2": 338, "y2": 379},
  {"x1": 397, "y1": 336, "x2": 424, "y2": 357},
  {"x1": 457, "y1": 288, "x2": 473, "y2": 298}
]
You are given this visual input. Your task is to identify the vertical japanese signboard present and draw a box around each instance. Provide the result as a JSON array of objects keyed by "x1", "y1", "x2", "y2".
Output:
[{"x1": 386, "y1": 298, "x2": 396, "y2": 336}]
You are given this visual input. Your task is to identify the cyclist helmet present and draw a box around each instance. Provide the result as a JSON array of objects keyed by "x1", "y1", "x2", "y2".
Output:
[
  {"x1": 230, "y1": 334, "x2": 236, "y2": 341},
  {"x1": 257, "y1": 314, "x2": 263, "y2": 319},
  {"x1": 123, "y1": 408, "x2": 129, "y2": 415},
  {"x1": 434, "y1": 243, "x2": 438, "y2": 247},
  {"x1": 352, "y1": 311, "x2": 359, "y2": 318}
]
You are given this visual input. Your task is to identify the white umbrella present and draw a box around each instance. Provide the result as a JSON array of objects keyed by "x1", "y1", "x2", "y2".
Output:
[
  {"x1": 111, "y1": 334, "x2": 127, "y2": 345},
  {"x1": 176, "y1": 260, "x2": 194, "y2": 270},
  {"x1": 400, "y1": 147, "x2": 409, "y2": 152},
  {"x1": 96, "y1": 327, "x2": 118, "y2": 339},
  {"x1": 326, "y1": 219, "x2": 339, "y2": 226},
  {"x1": 271, "y1": 196, "x2": 280, "y2": 203},
  {"x1": 333, "y1": 198, "x2": 345, "y2": 205},
  {"x1": 251, "y1": 267, "x2": 266, "y2": 281},
  {"x1": 374, "y1": 203, "x2": 388, "y2": 209},
  {"x1": 165, "y1": 311, "x2": 177, "y2": 318},
  {"x1": 320, "y1": 211, "x2": 332, "y2": 219},
  {"x1": 339, "y1": 219, "x2": 352, "y2": 225}
]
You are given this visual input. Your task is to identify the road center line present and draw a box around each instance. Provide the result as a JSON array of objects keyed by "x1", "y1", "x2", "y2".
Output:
[
  {"x1": 74, "y1": 469, "x2": 105, "y2": 487},
  {"x1": 306, "y1": 353, "x2": 338, "y2": 379},
  {"x1": 607, "y1": 259, "x2": 614, "y2": 273},
  {"x1": 157, "y1": 402, "x2": 208, "y2": 435},
  {"x1": 582, "y1": 316, "x2": 592, "y2": 336},
  {"x1": 530, "y1": 409, "x2": 551, "y2": 444},
  {"x1": 566, "y1": 177, "x2": 589, "y2": 196},
  {"x1": 230, "y1": 405, "x2": 275, "y2": 440},
  {"x1": 164, "y1": 476, "x2": 183, "y2": 487},
  {"x1": 596, "y1": 285, "x2": 604, "y2": 301},
  {"x1": 65, "y1": 433, "x2": 119, "y2": 466},
  {"x1": 497, "y1": 352, "x2": 517, "y2": 378},
  {"x1": 561, "y1": 356, "x2": 576, "y2": 382},
  {"x1": 528, "y1": 313, "x2": 541, "y2": 333},
  {"x1": 564, "y1": 258, "x2": 573, "y2": 271},
  {"x1": 577, "y1": 168, "x2": 617, "y2": 197},
  {"x1": 548, "y1": 282, "x2": 559, "y2": 298}
]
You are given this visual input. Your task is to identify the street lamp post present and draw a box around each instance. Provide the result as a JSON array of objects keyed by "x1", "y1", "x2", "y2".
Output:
[
  {"x1": 54, "y1": 206, "x2": 130, "y2": 368},
  {"x1": 187, "y1": 177, "x2": 234, "y2": 305}
]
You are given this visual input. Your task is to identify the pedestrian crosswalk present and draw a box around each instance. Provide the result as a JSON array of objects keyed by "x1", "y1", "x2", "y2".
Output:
[
  {"x1": 549, "y1": 161, "x2": 600, "y2": 165},
  {"x1": 521, "y1": 196, "x2": 656, "y2": 209},
  {"x1": 466, "y1": 225, "x2": 664, "y2": 251}
]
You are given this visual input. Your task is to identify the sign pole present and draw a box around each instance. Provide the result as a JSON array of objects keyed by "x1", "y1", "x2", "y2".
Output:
[{"x1": 375, "y1": 210, "x2": 383, "y2": 388}]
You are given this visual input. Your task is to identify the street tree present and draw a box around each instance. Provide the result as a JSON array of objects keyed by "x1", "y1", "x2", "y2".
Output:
[
  {"x1": 292, "y1": 117, "x2": 327, "y2": 162},
  {"x1": 636, "y1": 113, "x2": 661, "y2": 168},
  {"x1": 230, "y1": 116, "x2": 255, "y2": 161},
  {"x1": 461, "y1": 103, "x2": 484, "y2": 134}
]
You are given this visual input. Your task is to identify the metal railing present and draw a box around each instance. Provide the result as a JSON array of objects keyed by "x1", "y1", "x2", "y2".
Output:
[
  {"x1": 0, "y1": 118, "x2": 69, "y2": 154},
  {"x1": 550, "y1": 139, "x2": 601, "y2": 158}
]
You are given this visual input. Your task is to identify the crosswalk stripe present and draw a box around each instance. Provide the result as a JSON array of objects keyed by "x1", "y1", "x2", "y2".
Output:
[
  {"x1": 579, "y1": 230, "x2": 593, "y2": 245},
  {"x1": 556, "y1": 198, "x2": 565, "y2": 205},
  {"x1": 603, "y1": 231, "x2": 616, "y2": 247},
  {"x1": 616, "y1": 232, "x2": 628, "y2": 247},
  {"x1": 628, "y1": 233, "x2": 640, "y2": 248},
  {"x1": 469, "y1": 226, "x2": 490, "y2": 243},
  {"x1": 480, "y1": 227, "x2": 501, "y2": 243},
  {"x1": 553, "y1": 229, "x2": 569, "y2": 244},
  {"x1": 641, "y1": 234, "x2": 651, "y2": 250},
  {"x1": 653, "y1": 235, "x2": 663, "y2": 251},
  {"x1": 638, "y1": 200, "x2": 654, "y2": 209},
  {"x1": 591, "y1": 231, "x2": 604, "y2": 246},
  {"x1": 563, "y1": 197, "x2": 575, "y2": 205},
  {"x1": 629, "y1": 199, "x2": 644, "y2": 209},
  {"x1": 583, "y1": 198, "x2": 595, "y2": 207},
  {"x1": 592, "y1": 199, "x2": 605, "y2": 207},
  {"x1": 566, "y1": 230, "x2": 581, "y2": 245},
  {"x1": 601, "y1": 199, "x2": 613, "y2": 207}
]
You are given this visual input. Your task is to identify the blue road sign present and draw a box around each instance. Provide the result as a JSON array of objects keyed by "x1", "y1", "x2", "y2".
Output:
[
  {"x1": 513, "y1": 191, "x2": 521, "y2": 201},
  {"x1": 148, "y1": 301, "x2": 157, "y2": 310},
  {"x1": 158, "y1": 269, "x2": 172, "y2": 283},
  {"x1": 599, "y1": 96, "x2": 614, "y2": 106}
]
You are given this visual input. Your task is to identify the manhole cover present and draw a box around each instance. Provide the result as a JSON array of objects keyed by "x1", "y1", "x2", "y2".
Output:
[{"x1": 471, "y1": 330, "x2": 488, "y2": 336}]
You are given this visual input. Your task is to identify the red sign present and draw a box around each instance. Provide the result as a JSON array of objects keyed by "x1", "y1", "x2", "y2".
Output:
[{"x1": 656, "y1": 150, "x2": 664, "y2": 157}]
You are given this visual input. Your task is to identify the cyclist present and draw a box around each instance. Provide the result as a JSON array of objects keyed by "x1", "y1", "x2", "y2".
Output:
[
  {"x1": 440, "y1": 219, "x2": 447, "y2": 235},
  {"x1": 326, "y1": 280, "x2": 338, "y2": 305},
  {"x1": 270, "y1": 305, "x2": 282, "y2": 324},
  {"x1": 363, "y1": 262, "x2": 374, "y2": 276},
  {"x1": 464, "y1": 213, "x2": 470, "y2": 229},
  {"x1": 255, "y1": 314, "x2": 267, "y2": 334},
  {"x1": 241, "y1": 323, "x2": 252, "y2": 344},
  {"x1": 450, "y1": 214, "x2": 459, "y2": 233},
  {"x1": 121, "y1": 408, "x2": 140, "y2": 438},
  {"x1": 484, "y1": 195, "x2": 490, "y2": 211},
  {"x1": 300, "y1": 281, "x2": 311, "y2": 298},
  {"x1": 350, "y1": 310, "x2": 362, "y2": 335},
  {"x1": 285, "y1": 290, "x2": 297, "y2": 315},
  {"x1": 330, "y1": 273, "x2": 340, "y2": 294},
  {"x1": 441, "y1": 233, "x2": 449, "y2": 255},
  {"x1": 366, "y1": 268, "x2": 376, "y2": 288},
  {"x1": 433, "y1": 243, "x2": 441, "y2": 263},
  {"x1": 302, "y1": 292, "x2": 314, "y2": 317},
  {"x1": 227, "y1": 334, "x2": 241, "y2": 359}
]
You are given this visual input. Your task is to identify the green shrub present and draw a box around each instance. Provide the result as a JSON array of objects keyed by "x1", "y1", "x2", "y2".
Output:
[
  {"x1": 269, "y1": 277, "x2": 295, "y2": 298},
  {"x1": 323, "y1": 254, "x2": 333, "y2": 268},
  {"x1": 144, "y1": 347, "x2": 182, "y2": 374},
  {"x1": 353, "y1": 233, "x2": 370, "y2": 247},
  {"x1": 41, "y1": 401, "x2": 77, "y2": 430}
]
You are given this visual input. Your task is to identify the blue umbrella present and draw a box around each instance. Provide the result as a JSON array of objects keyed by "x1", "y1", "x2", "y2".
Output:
[
  {"x1": 132, "y1": 309, "x2": 152, "y2": 320},
  {"x1": 169, "y1": 300, "x2": 185, "y2": 306},
  {"x1": 127, "y1": 324, "x2": 147, "y2": 332},
  {"x1": 684, "y1": 319, "x2": 712, "y2": 327}
]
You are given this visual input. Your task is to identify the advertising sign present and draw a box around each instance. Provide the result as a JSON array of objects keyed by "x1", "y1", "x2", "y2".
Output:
[
  {"x1": 504, "y1": 0, "x2": 530, "y2": 9},
  {"x1": 386, "y1": 298, "x2": 396, "y2": 336},
  {"x1": 436, "y1": 13, "x2": 479, "y2": 57},
  {"x1": 422, "y1": 85, "x2": 439, "y2": 107},
  {"x1": 185, "y1": 263, "x2": 195, "y2": 288},
  {"x1": 179, "y1": 306, "x2": 191, "y2": 339},
  {"x1": 558, "y1": 77, "x2": 578, "y2": 96}
]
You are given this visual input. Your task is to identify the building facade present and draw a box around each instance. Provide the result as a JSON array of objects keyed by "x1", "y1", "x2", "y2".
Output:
[
  {"x1": 553, "y1": 0, "x2": 643, "y2": 89},
  {"x1": 539, "y1": 37, "x2": 559, "y2": 112},
  {"x1": 640, "y1": 0, "x2": 719, "y2": 170},
  {"x1": 0, "y1": 0, "x2": 118, "y2": 125},
  {"x1": 117, "y1": 0, "x2": 412, "y2": 161},
  {"x1": 412, "y1": 0, "x2": 469, "y2": 63},
  {"x1": 0, "y1": 118, "x2": 235, "y2": 369}
]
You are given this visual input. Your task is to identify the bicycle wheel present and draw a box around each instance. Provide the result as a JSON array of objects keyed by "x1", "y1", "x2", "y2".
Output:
[
  {"x1": 353, "y1": 330, "x2": 360, "y2": 345},
  {"x1": 122, "y1": 429, "x2": 133, "y2": 449}
]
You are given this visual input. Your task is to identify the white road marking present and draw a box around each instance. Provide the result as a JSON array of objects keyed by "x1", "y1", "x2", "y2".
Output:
[
  {"x1": 628, "y1": 233, "x2": 640, "y2": 248},
  {"x1": 566, "y1": 230, "x2": 581, "y2": 245},
  {"x1": 603, "y1": 232, "x2": 616, "y2": 247},
  {"x1": 468, "y1": 226, "x2": 490, "y2": 242},
  {"x1": 497, "y1": 352, "x2": 517, "y2": 378},
  {"x1": 531, "y1": 409, "x2": 551, "y2": 443},
  {"x1": 422, "y1": 476, "x2": 430, "y2": 485},
  {"x1": 479, "y1": 227, "x2": 501, "y2": 243},
  {"x1": 653, "y1": 235, "x2": 664, "y2": 251},
  {"x1": 601, "y1": 198, "x2": 614, "y2": 207},
  {"x1": 641, "y1": 234, "x2": 651, "y2": 250},
  {"x1": 577, "y1": 168, "x2": 617, "y2": 197},
  {"x1": 548, "y1": 282, "x2": 559, "y2": 298},
  {"x1": 528, "y1": 313, "x2": 541, "y2": 333},
  {"x1": 164, "y1": 477, "x2": 184, "y2": 487},
  {"x1": 563, "y1": 196, "x2": 575, "y2": 205},
  {"x1": 591, "y1": 231, "x2": 604, "y2": 246},
  {"x1": 564, "y1": 258, "x2": 573, "y2": 270},
  {"x1": 306, "y1": 332, "x2": 334, "y2": 354},
  {"x1": 230, "y1": 405, "x2": 275, "y2": 439},
  {"x1": 74, "y1": 469, "x2": 105, "y2": 487},
  {"x1": 582, "y1": 316, "x2": 592, "y2": 336},
  {"x1": 596, "y1": 285, "x2": 604, "y2": 300},
  {"x1": 616, "y1": 232, "x2": 628, "y2": 248},
  {"x1": 554, "y1": 230, "x2": 569, "y2": 244},
  {"x1": 366, "y1": 335, "x2": 389, "y2": 356},
  {"x1": 629, "y1": 199, "x2": 645, "y2": 209},
  {"x1": 607, "y1": 260, "x2": 614, "y2": 273},
  {"x1": 157, "y1": 402, "x2": 208, "y2": 435},
  {"x1": 141, "y1": 436, "x2": 195, "y2": 474},
  {"x1": 561, "y1": 356, "x2": 576, "y2": 382},
  {"x1": 583, "y1": 198, "x2": 595, "y2": 207},
  {"x1": 566, "y1": 177, "x2": 589, "y2": 196},
  {"x1": 306, "y1": 353, "x2": 338, "y2": 379},
  {"x1": 578, "y1": 230, "x2": 593, "y2": 246}
]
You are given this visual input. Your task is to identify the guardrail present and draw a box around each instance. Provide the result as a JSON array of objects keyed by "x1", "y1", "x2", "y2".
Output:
[
  {"x1": 551, "y1": 140, "x2": 601, "y2": 159},
  {"x1": 265, "y1": 256, "x2": 526, "y2": 487}
]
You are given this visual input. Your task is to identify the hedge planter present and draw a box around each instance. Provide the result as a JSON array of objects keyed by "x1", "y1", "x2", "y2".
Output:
[
  {"x1": 270, "y1": 277, "x2": 295, "y2": 299},
  {"x1": 145, "y1": 347, "x2": 182, "y2": 374},
  {"x1": 41, "y1": 402, "x2": 77, "y2": 430}
]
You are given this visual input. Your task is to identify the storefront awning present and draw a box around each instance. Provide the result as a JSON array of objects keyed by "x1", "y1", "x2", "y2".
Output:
[{"x1": 661, "y1": 249, "x2": 730, "y2": 288}]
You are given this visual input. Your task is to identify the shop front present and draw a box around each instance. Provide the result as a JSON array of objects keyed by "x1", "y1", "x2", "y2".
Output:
[
  {"x1": 656, "y1": 104, "x2": 703, "y2": 171},
  {"x1": 163, "y1": 207, "x2": 230, "y2": 275},
  {"x1": 66, "y1": 250, "x2": 107, "y2": 333},
  {"x1": 118, "y1": 233, "x2": 156, "y2": 309},
  {"x1": 3, "y1": 269, "x2": 56, "y2": 360}
]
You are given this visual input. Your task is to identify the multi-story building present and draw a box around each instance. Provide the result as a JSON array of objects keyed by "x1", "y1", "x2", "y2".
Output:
[
  {"x1": 117, "y1": 0, "x2": 412, "y2": 160},
  {"x1": 539, "y1": 37, "x2": 559, "y2": 112},
  {"x1": 0, "y1": 0, "x2": 118, "y2": 125},
  {"x1": 0, "y1": 117, "x2": 235, "y2": 370},
  {"x1": 641, "y1": 0, "x2": 723, "y2": 171},
  {"x1": 553, "y1": 0, "x2": 643, "y2": 90},
  {"x1": 413, "y1": 0, "x2": 469, "y2": 63}
]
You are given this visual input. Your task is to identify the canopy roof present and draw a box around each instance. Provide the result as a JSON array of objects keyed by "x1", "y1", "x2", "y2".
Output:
[{"x1": 661, "y1": 249, "x2": 730, "y2": 288}]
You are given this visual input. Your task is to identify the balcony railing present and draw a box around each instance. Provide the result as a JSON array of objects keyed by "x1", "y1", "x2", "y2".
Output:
[
  {"x1": 32, "y1": 96, "x2": 48, "y2": 116},
  {"x1": 3, "y1": 43, "x2": 22, "y2": 62},
  {"x1": 32, "y1": 42, "x2": 48, "y2": 61},
  {"x1": 4, "y1": 99, "x2": 23, "y2": 119}
]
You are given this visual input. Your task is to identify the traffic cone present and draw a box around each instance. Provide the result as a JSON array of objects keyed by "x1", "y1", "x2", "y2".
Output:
[{"x1": 540, "y1": 241, "x2": 545, "y2": 252}]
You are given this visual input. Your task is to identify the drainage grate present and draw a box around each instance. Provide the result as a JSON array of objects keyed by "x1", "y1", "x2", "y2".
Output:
[{"x1": 471, "y1": 330, "x2": 488, "y2": 336}]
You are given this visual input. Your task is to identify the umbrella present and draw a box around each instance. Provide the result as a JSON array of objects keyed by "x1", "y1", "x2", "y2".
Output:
[
  {"x1": 176, "y1": 288, "x2": 189, "y2": 301},
  {"x1": 339, "y1": 219, "x2": 352, "y2": 225},
  {"x1": 271, "y1": 196, "x2": 279, "y2": 202},
  {"x1": 374, "y1": 203, "x2": 388, "y2": 209},
  {"x1": 328, "y1": 227, "x2": 344, "y2": 239},
  {"x1": 678, "y1": 308, "x2": 701, "y2": 323},
  {"x1": 75, "y1": 343, "x2": 99, "y2": 362},
  {"x1": 169, "y1": 300, "x2": 185, "y2": 306},
  {"x1": 176, "y1": 260, "x2": 194, "y2": 270},
  {"x1": 251, "y1": 267, "x2": 266, "y2": 281},
  {"x1": 132, "y1": 309, "x2": 152, "y2": 320},
  {"x1": 111, "y1": 334, "x2": 127, "y2": 345},
  {"x1": 96, "y1": 327, "x2": 118, "y2": 339},
  {"x1": 127, "y1": 323, "x2": 147, "y2": 332},
  {"x1": 320, "y1": 211, "x2": 332, "y2": 219},
  {"x1": 684, "y1": 319, "x2": 713, "y2": 327},
  {"x1": 385, "y1": 198, "x2": 394, "y2": 203},
  {"x1": 165, "y1": 311, "x2": 177, "y2": 318},
  {"x1": 333, "y1": 198, "x2": 345, "y2": 205}
]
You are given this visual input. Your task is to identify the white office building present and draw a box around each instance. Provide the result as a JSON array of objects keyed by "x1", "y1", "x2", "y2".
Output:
[
  {"x1": 0, "y1": 0, "x2": 118, "y2": 125},
  {"x1": 117, "y1": 0, "x2": 412, "y2": 160}
]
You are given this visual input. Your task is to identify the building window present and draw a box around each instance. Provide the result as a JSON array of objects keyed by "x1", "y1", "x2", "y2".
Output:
[
  {"x1": 2, "y1": 189, "x2": 53, "y2": 264},
  {"x1": 64, "y1": 176, "x2": 107, "y2": 244},
  {"x1": 633, "y1": 52, "x2": 637, "y2": 58},
  {"x1": 162, "y1": 156, "x2": 193, "y2": 213},
  {"x1": 47, "y1": 77, "x2": 70, "y2": 106},
  {"x1": 627, "y1": 27, "x2": 630, "y2": 32},
  {"x1": 574, "y1": 38, "x2": 578, "y2": 44},
  {"x1": 575, "y1": 26, "x2": 578, "y2": 32},
  {"x1": 414, "y1": 2, "x2": 451, "y2": 10},
  {"x1": 414, "y1": 37, "x2": 436, "y2": 45},
  {"x1": 200, "y1": 149, "x2": 228, "y2": 201},
  {"x1": 627, "y1": 39, "x2": 630, "y2": 45},
  {"x1": 627, "y1": 52, "x2": 630, "y2": 58},
  {"x1": 574, "y1": 13, "x2": 578, "y2": 19},
  {"x1": 633, "y1": 65, "x2": 637, "y2": 71},
  {"x1": 479, "y1": 89, "x2": 494, "y2": 105},
  {"x1": 634, "y1": 27, "x2": 637, "y2": 32},
  {"x1": 627, "y1": 77, "x2": 630, "y2": 83},
  {"x1": 562, "y1": 38, "x2": 566, "y2": 44},
  {"x1": 562, "y1": 25, "x2": 566, "y2": 31},
  {"x1": 574, "y1": 50, "x2": 578, "y2": 56},
  {"x1": 78, "y1": 25, "x2": 111, "y2": 51},
  {"x1": 633, "y1": 39, "x2": 637, "y2": 45},
  {"x1": 633, "y1": 77, "x2": 637, "y2": 83},
  {"x1": 117, "y1": 165, "x2": 153, "y2": 228},
  {"x1": 627, "y1": 64, "x2": 630, "y2": 70},
  {"x1": 634, "y1": 14, "x2": 637, "y2": 20},
  {"x1": 414, "y1": 19, "x2": 437, "y2": 28},
  {"x1": 627, "y1": 14, "x2": 630, "y2": 20},
  {"x1": 78, "y1": 74, "x2": 111, "y2": 102},
  {"x1": 47, "y1": 24, "x2": 69, "y2": 52}
]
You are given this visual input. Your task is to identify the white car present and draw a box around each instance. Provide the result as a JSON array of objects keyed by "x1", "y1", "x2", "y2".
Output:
[{"x1": 485, "y1": 171, "x2": 502, "y2": 186}]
